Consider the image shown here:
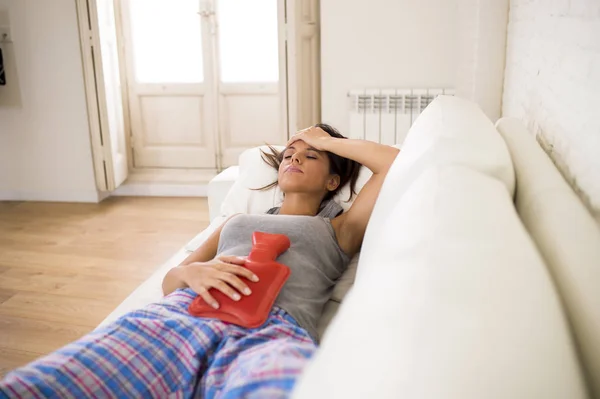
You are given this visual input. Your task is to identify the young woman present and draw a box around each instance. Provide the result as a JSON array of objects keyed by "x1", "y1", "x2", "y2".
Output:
[{"x1": 0, "y1": 125, "x2": 399, "y2": 398}]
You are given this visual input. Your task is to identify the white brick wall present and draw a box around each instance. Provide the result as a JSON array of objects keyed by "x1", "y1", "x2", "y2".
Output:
[{"x1": 502, "y1": 0, "x2": 600, "y2": 221}]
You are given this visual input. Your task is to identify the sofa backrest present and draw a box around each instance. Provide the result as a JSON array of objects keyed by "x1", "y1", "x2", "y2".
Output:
[
  {"x1": 293, "y1": 163, "x2": 587, "y2": 398},
  {"x1": 497, "y1": 117, "x2": 600, "y2": 397},
  {"x1": 357, "y1": 95, "x2": 516, "y2": 282},
  {"x1": 292, "y1": 98, "x2": 586, "y2": 399}
]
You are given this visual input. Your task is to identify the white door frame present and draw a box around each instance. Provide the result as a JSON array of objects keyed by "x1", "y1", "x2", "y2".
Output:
[
  {"x1": 278, "y1": 0, "x2": 290, "y2": 140},
  {"x1": 113, "y1": 0, "x2": 134, "y2": 172},
  {"x1": 75, "y1": 0, "x2": 129, "y2": 191},
  {"x1": 285, "y1": 0, "x2": 321, "y2": 133}
]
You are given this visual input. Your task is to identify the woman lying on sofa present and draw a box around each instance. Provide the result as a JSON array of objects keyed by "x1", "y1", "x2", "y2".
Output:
[{"x1": 0, "y1": 124, "x2": 399, "y2": 398}]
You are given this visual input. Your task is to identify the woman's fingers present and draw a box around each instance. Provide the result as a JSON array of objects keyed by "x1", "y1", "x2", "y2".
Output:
[
  {"x1": 287, "y1": 126, "x2": 329, "y2": 150},
  {"x1": 188, "y1": 258, "x2": 258, "y2": 309},
  {"x1": 287, "y1": 128, "x2": 307, "y2": 146},
  {"x1": 216, "y1": 262, "x2": 258, "y2": 283},
  {"x1": 216, "y1": 256, "x2": 259, "y2": 283},
  {"x1": 287, "y1": 133, "x2": 304, "y2": 148},
  {"x1": 218, "y1": 271, "x2": 252, "y2": 296},
  {"x1": 194, "y1": 285, "x2": 219, "y2": 309},
  {"x1": 211, "y1": 280, "x2": 242, "y2": 302},
  {"x1": 218, "y1": 255, "x2": 247, "y2": 265}
]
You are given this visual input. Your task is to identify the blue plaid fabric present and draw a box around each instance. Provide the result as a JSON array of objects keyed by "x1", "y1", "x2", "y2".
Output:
[{"x1": 0, "y1": 288, "x2": 317, "y2": 398}]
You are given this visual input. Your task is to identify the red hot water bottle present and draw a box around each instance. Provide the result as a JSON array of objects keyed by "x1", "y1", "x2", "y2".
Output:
[{"x1": 188, "y1": 231, "x2": 291, "y2": 328}]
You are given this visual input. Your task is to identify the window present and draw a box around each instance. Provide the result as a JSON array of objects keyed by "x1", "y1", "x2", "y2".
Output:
[
  {"x1": 129, "y1": 0, "x2": 204, "y2": 83},
  {"x1": 217, "y1": 0, "x2": 279, "y2": 83}
]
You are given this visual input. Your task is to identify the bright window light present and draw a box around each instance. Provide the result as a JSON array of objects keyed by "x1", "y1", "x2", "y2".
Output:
[
  {"x1": 130, "y1": 0, "x2": 204, "y2": 83},
  {"x1": 217, "y1": 0, "x2": 279, "y2": 83}
]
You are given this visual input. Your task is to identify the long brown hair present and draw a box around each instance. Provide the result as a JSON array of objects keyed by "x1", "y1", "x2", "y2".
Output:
[{"x1": 256, "y1": 123, "x2": 361, "y2": 203}]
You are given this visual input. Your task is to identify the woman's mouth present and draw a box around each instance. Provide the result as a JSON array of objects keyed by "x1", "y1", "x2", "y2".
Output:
[{"x1": 285, "y1": 166, "x2": 303, "y2": 173}]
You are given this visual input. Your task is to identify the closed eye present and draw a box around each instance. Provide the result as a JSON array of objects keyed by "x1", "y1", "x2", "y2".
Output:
[
  {"x1": 307, "y1": 156, "x2": 317, "y2": 159},
  {"x1": 284, "y1": 155, "x2": 292, "y2": 160}
]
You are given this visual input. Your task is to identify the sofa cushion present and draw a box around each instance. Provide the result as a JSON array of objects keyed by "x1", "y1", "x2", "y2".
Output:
[
  {"x1": 292, "y1": 165, "x2": 586, "y2": 399},
  {"x1": 497, "y1": 117, "x2": 600, "y2": 397},
  {"x1": 208, "y1": 166, "x2": 239, "y2": 221},
  {"x1": 359, "y1": 96, "x2": 515, "y2": 281},
  {"x1": 310, "y1": 253, "x2": 359, "y2": 339},
  {"x1": 330, "y1": 252, "x2": 359, "y2": 303},
  {"x1": 316, "y1": 300, "x2": 340, "y2": 339},
  {"x1": 219, "y1": 145, "x2": 286, "y2": 217}
]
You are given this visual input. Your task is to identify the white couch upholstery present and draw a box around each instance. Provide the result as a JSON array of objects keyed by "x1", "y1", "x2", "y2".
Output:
[
  {"x1": 97, "y1": 96, "x2": 598, "y2": 398},
  {"x1": 292, "y1": 97, "x2": 587, "y2": 398},
  {"x1": 293, "y1": 167, "x2": 585, "y2": 397},
  {"x1": 358, "y1": 96, "x2": 515, "y2": 283},
  {"x1": 207, "y1": 165, "x2": 239, "y2": 222},
  {"x1": 496, "y1": 117, "x2": 600, "y2": 397}
]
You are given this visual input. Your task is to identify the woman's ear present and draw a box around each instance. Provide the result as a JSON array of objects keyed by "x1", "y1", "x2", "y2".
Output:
[{"x1": 327, "y1": 175, "x2": 341, "y2": 192}]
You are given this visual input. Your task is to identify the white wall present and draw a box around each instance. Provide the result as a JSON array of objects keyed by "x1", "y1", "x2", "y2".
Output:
[
  {"x1": 455, "y1": 0, "x2": 508, "y2": 121},
  {"x1": 502, "y1": 0, "x2": 600, "y2": 221},
  {"x1": 0, "y1": 0, "x2": 99, "y2": 202},
  {"x1": 320, "y1": 0, "x2": 458, "y2": 134}
]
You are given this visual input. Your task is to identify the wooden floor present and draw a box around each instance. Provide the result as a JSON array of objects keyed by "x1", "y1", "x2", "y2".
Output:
[{"x1": 0, "y1": 197, "x2": 209, "y2": 377}]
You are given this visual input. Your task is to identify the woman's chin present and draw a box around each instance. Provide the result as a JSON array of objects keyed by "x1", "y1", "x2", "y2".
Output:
[
  {"x1": 279, "y1": 173, "x2": 304, "y2": 184},
  {"x1": 279, "y1": 179, "x2": 311, "y2": 193}
]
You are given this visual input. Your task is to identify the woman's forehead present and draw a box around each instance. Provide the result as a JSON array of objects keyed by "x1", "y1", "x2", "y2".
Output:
[{"x1": 285, "y1": 140, "x2": 319, "y2": 152}]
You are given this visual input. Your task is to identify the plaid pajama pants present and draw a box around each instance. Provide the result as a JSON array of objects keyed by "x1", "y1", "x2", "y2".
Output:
[{"x1": 0, "y1": 288, "x2": 317, "y2": 398}]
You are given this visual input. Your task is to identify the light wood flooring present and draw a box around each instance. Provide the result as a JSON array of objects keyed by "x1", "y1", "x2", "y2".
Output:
[{"x1": 0, "y1": 197, "x2": 209, "y2": 377}]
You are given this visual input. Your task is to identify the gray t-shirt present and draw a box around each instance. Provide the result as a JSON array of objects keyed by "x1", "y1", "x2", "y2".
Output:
[{"x1": 216, "y1": 202, "x2": 350, "y2": 341}]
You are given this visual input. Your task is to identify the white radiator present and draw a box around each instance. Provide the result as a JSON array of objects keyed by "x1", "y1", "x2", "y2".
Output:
[{"x1": 348, "y1": 88, "x2": 454, "y2": 146}]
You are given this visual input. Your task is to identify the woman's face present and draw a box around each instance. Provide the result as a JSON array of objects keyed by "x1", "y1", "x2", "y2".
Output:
[{"x1": 278, "y1": 140, "x2": 339, "y2": 198}]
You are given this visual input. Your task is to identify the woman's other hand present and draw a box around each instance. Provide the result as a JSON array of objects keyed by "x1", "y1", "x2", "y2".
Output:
[
  {"x1": 180, "y1": 255, "x2": 259, "y2": 309},
  {"x1": 287, "y1": 126, "x2": 333, "y2": 151}
]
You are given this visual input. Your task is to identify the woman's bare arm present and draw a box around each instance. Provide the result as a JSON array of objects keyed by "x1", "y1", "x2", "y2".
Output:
[
  {"x1": 161, "y1": 215, "x2": 236, "y2": 296},
  {"x1": 288, "y1": 128, "x2": 399, "y2": 256},
  {"x1": 324, "y1": 139, "x2": 398, "y2": 255}
]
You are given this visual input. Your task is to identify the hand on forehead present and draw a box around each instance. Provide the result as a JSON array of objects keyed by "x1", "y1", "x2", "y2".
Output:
[{"x1": 286, "y1": 126, "x2": 330, "y2": 152}]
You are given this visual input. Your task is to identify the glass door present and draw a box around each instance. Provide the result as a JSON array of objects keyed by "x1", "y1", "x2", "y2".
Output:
[
  {"x1": 214, "y1": 0, "x2": 285, "y2": 167},
  {"x1": 121, "y1": 0, "x2": 286, "y2": 170},
  {"x1": 122, "y1": 0, "x2": 217, "y2": 169}
]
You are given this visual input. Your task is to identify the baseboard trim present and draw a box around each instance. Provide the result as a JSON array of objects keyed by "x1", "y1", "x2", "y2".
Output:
[
  {"x1": 0, "y1": 184, "x2": 208, "y2": 202},
  {"x1": 0, "y1": 189, "x2": 102, "y2": 203},
  {"x1": 0, "y1": 190, "x2": 20, "y2": 201},
  {"x1": 111, "y1": 183, "x2": 208, "y2": 197}
]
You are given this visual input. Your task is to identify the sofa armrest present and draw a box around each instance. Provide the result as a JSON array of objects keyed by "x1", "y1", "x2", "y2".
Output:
[{"x1": 208, "y1": 166, "x2": 239, "y2": 222}]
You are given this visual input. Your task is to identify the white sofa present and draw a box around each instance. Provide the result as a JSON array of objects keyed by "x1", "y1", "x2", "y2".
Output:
[{"x1": 98, "y1": 96, "x2": 600, "y2": 398}]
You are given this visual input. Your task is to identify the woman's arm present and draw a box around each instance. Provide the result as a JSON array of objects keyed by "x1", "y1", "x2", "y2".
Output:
[
  {"x1": 162, "y1": 215, "x2": 247, "y2": 295},
  {"x1": 320, "y1": 138, "x2": 399, "y2": 176},
  {"x1": 323, "y1": 139, "x2": 398, "y2": 255},
  {"x1": 161, "y1": 221, "x2": 223, "y2": 296},
  {"x1": 288, "y1": 128, "x2": 399, "y2": 255}
]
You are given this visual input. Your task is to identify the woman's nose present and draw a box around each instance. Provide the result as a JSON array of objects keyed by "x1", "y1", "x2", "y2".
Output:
[{"x1": 291, "y1": 153, "x2": 302, "y2": 164}]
